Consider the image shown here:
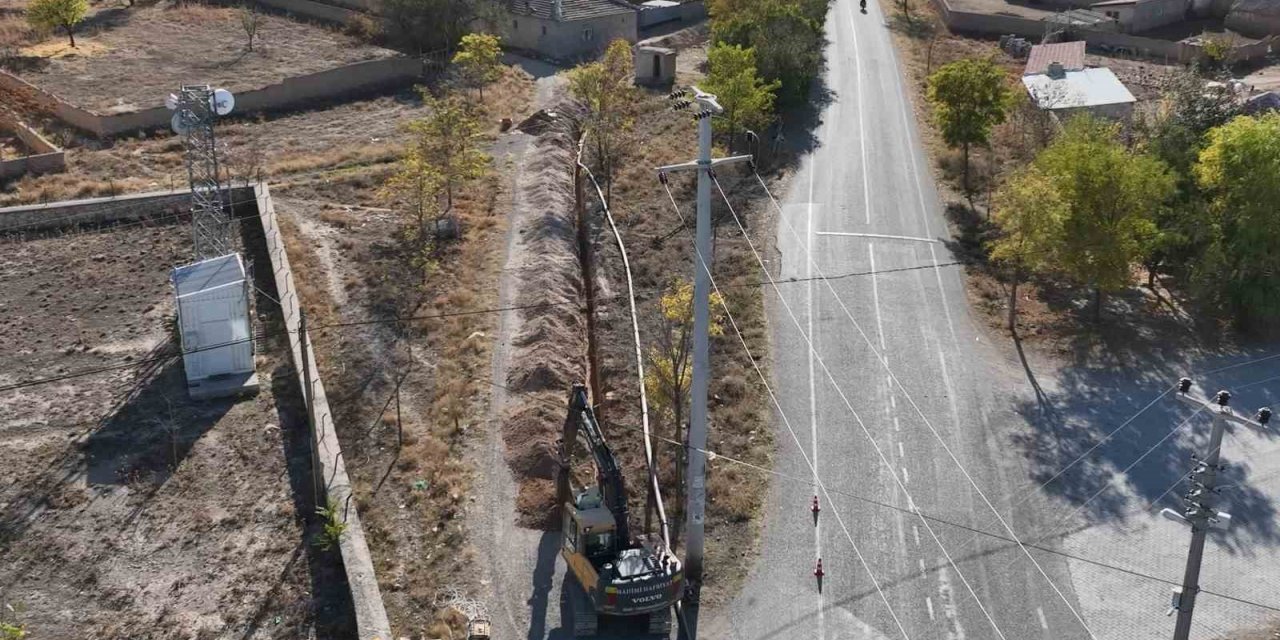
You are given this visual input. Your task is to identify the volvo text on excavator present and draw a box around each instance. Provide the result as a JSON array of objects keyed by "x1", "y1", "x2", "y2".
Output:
[{"x1": 557, "y1": 383, "x2": 683, "y2": 637}]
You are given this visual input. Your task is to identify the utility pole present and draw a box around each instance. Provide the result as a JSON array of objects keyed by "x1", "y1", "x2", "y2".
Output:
[
  {"x1": 1162, "y1": 377, "x2": 1271, "y2": 640},
  {"x1": 657, "y1": 87, "x2": 752, "y2": 640}
]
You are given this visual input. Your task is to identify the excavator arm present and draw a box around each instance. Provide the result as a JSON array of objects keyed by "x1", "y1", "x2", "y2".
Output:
[{"x1": 558, "y1": 383, "x2": 631, "y2": 548}]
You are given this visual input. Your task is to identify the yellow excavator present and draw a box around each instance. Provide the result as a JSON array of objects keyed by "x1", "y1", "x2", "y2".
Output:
[{"x1": 558, "y1": 383, "x2": 683, "y2": 637}]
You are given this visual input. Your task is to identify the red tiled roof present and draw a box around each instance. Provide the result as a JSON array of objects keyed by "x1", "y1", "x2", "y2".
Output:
[{"x1": 1024, "y1": 41, "x2": 1087, "y2": 76}]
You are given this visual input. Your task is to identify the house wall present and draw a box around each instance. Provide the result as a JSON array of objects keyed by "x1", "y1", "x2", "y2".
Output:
[
  {"x1": 1226, "y1": 8, "x2": 1280, "y2": 38},
  {"x1": 639, "y1": 0, "x2": 706, "y2": 28},
  {"x1": 501, "y1": 9, "x2": 637, "y2": 61},
  {"x1": 1095, "y1": 4, "x2": 1135, "y2": 26},
  {"x1": 1128, "y1": 0, "x2": 1186, "y2": 32}
]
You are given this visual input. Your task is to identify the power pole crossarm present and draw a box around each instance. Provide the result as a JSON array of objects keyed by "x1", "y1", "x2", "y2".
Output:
[
  {"x1": 656, "y1": 86, "x2": 752, "y2": 640},
  {"x1": 1164, "y1": 379, "x2": 1272, "y2": 640}
]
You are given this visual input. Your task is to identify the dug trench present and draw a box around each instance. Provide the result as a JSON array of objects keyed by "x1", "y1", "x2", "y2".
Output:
[{"x1": 478, "y1": 88, "x2": 778, "y2": 637}]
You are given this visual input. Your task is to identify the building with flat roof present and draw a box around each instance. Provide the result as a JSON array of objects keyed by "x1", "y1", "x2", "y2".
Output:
[
  {"x1": 1023, "y1": 64, "x2": 1137, "y2": 119},
  {"x1": 500, "y1": 0, "x2": 639, "y2": 61}
]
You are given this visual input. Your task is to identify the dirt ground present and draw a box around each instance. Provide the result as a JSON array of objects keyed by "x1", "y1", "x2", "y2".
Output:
[
  {"x1": 0, "y1": 60, "x2": 533, "y2": 206},
  {"x1": 6, "y1": 2, "x2": 394, "y2": 113},
  {"x1": 0, "y1": 217, "x2": 352, "y2": 638},
  {"x1": 583, "y1": 89, "x2": 777, "y2": 607},
  {"x1": 258, "y1": 66, "x2": 536, "y2": 637}
]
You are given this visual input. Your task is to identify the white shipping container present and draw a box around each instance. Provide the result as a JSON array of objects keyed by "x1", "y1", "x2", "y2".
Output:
[{"x1": 172, "y1": 253, "x2": 254, "y2": 384}]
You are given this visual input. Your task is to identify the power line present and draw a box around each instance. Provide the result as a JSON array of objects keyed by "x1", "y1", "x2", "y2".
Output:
[{"x1": 716, "y1": 173, "x2": 1083, "y2": 638}]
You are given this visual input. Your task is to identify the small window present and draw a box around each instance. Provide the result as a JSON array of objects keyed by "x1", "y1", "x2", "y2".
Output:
[
  {"x1": 582, "y1": 28, "x2": 593, "y2": 41},
  {"x1": 542, "y1": 25, "x2": 547, "y2": 35}
]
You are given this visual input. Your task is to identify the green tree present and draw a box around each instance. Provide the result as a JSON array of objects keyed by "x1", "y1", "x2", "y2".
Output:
[
  {"x1": 452, "y1": 32, "x2": 502, "y2": 101},
  {"x1": 711, "y1": 0, "x2": 824, "y2": 105},
  {"x1": 702, "y1": 43, "x2": 780, "y2": 150},
  {"x1": 926, "y1": 57, "x2": 1011, "y2": 192},
  {"x1": 239, "y1": 4, "x2": 262, "y2": 52},
  {"x1": 382, "y1": 0, "x2": 490, "y2": 54},
  {"x1": 643, "y1": 278, "x2": 724, "y2": 544},
  {"x1": 568, "y1": 39, "x2": 634, "y2": 202},
  {"x1": 1193, "y1": 113, "x2": 1280, "y2": 329},
  {"x1": 990, "y1": 167, "x2": 1066, "y2": 331},
  {"x1": 1136, "y1": 70, "x2": 1241, "y2": 286},
  {"x1": 1034, "y1": 115, "x2": 1175, "y2": 319},
  {"x1": 405, "y1": 91, "x2": 489, "y2": 214},
  {"x1": 27, "y1": 0, "x2": 88, "y2": 48}
]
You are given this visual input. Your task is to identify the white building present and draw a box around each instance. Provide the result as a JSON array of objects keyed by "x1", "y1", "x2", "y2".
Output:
[
  {"x1": 172, "y1": 253, "x2": 257, "y2": 399},
  {"x1": 1023, "y1": 62, "x2": 1137, "y2": 119}
]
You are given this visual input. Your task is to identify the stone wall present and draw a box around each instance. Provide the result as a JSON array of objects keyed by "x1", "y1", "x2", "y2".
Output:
[
  {"x1": 0, "y1": 113, "x2": 67, "y2": 180},
  {"x1": 0, "y1": 56, "x2": 422, "y2": 138}
]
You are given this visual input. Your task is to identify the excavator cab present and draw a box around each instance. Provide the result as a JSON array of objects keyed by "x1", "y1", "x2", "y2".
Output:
[{"x1": 558, "y1": 384, "x2": 683, "y2": 637}]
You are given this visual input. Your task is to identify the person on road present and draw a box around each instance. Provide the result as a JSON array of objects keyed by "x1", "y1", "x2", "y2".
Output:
[{"x1": 860, "y1": 0, "x2": 867, "y2": 12}]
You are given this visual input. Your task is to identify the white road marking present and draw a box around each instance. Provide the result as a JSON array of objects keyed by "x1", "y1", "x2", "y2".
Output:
[
  {"x1": 890, "y1": 394, "x2": 897, "y2": 409},
  {"x1": 893, "y1": 416, "x2": 901, "y2": 432},
  {"x1": 816, "y1": 231, "x2": 938, "y2": 243},
  {"x1": 807, "y1": 158, "x2": 825, "y2": 640},
  {"x1": 898, "y1": 442, "x2": 905, "y2": 457},
  {"x1": 937, "y1": 564, "x2": 968, "y2": 640},
  {"x1": 919, "y1": 558, "x2": 927, "y2": 578},
  {"x1": 902, "y1": 467, "x2": 910, "y2": 485},
  {"x1": 926, "y1": 597, "x2": 936, "y2": 621},
  {"x1": 913, "y1": 525, "x2": 922, "y2": 546},
  {"x1": 869, "y1": 245, "x2": 886, "y2": 351},
  {"x1": 1037, "y1": 607, "x2": 1049, "y2": 631}
]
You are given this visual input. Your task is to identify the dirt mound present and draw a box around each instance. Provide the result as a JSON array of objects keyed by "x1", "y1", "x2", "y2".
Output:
[{"x1": 502, "y1": 104, "x2": 589, "y2": 529}]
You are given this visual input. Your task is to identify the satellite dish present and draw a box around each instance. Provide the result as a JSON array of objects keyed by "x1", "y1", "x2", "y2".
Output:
[
  {"x1": 212, "y1": 88, "x2": 235, "y2": 116},
  {"x1": 165, "y1": 93, "x2": 179, "y2": 111},
  {"x1": 171, "y1": 113, "x2": 190, "y2": 135}
]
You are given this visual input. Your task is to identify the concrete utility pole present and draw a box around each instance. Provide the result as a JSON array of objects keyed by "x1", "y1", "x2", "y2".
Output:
[
  {"x1": 1162, "y1": 378, "x2": 1271, "y2": 640},
  {"x1": 657, "y1": 87, "x2": 752, "y2": 640}
]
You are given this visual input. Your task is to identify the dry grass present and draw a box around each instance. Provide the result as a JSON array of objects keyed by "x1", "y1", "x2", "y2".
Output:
[
  {"x1": 11, "y1": 3, "x2": 395, "y2": 112},
  {"x1": 266, "y1": 68, "x2": 533, "y2": 634},
  {"x1": 588, "y1": 89, "x2": 775, "y2": 606}
]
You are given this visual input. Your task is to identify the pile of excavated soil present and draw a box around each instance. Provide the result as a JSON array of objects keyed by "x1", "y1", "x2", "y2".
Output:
[{"x1": 502, "y1": 106, "x2": 589, "y2": 530}]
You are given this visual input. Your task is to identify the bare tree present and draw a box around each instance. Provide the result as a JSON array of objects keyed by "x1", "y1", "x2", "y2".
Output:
[{"x1": 239, "y1": 4, "x2": 262, "y2": 52}]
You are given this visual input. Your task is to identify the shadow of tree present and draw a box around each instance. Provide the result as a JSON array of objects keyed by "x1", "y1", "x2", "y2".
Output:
[{"x1": 1009, "y1": 345, "x2": 1280, "y2": 552}]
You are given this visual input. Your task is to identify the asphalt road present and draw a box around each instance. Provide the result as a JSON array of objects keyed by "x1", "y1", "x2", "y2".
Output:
[{"x1": 707, "y1": 1, "x2": 1096, "y2": 638}]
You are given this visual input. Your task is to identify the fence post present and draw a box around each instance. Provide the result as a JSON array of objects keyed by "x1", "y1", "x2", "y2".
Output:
[{"x1": 299, "y1": 310, "x2": 322, "y2": 502}]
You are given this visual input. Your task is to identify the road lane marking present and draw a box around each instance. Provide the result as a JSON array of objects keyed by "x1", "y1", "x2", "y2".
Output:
[
  {"x1": 913, "y1": 525, "x2": 921, "y2": 546},
  {"x1": 919, "y1": 558, "x2": 927, "y2": 578},
  {"x1": 869, "y1": 245, "x2": 886, "y2": 352},
  {"x1": 893, "y1": 415, "x2": 901, "y2": 432},
  {"x1": 926, "y1": 597, "x2": 936, "y2": 621},
  {"x1": 898, "y1": 442, "x2": 904, "y2": 457},
  {"x1": 1037, "y1": 607, "x2": 1049, "y2": 630},
  {"x1": 816, "y1": 231, "x2": 938, "y2": 243},
  {"x1": 902, "y1": 467, "x2": 910, "y2": 485},
  {"x1": 807, "y1": 150, "x2": 826, "y2": 640},
  {"x1": 938, "y1": 564, "x2": 968, "y2": 640}
]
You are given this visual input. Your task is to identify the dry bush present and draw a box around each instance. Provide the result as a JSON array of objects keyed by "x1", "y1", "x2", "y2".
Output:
[{"x1": 343, "y1": 14, "x2": 379, "y2": 41}]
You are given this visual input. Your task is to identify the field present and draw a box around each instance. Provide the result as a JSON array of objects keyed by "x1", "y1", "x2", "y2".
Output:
[
  {"x1": 5, "y1": 2, "x2": 395, "y2": 113},
  {"x1": 0, "y1": 217, "x2": 352, "y2": 638}
]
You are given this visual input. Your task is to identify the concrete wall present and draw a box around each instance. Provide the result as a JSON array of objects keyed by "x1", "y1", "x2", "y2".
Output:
[
  {"x1": 639, "y1": 0, "x2": 706, "y2": 28},
  {"x1": 0, "y1": 188, "x2": 197, "y2": 234},
  {"x1": 254, "y1": 182, "x2": 391, "y2": 640},
  {"x1": 0, "y1": 113, "x2": 67, "y2": 179},
  {"x1": 501, "y1": 9, "x2": 638, "y2": 61},
  {"x1": 0, "y1": 56, "x2": 422, "y2": 139},
  {"x1": 0, "y1": 185, "x2": 393, "y2": 640}
]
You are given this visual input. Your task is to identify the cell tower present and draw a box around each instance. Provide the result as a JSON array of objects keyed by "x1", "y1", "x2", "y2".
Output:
[{"x1": 171, "y1": 85, "x2": 236, "y2": 260}]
